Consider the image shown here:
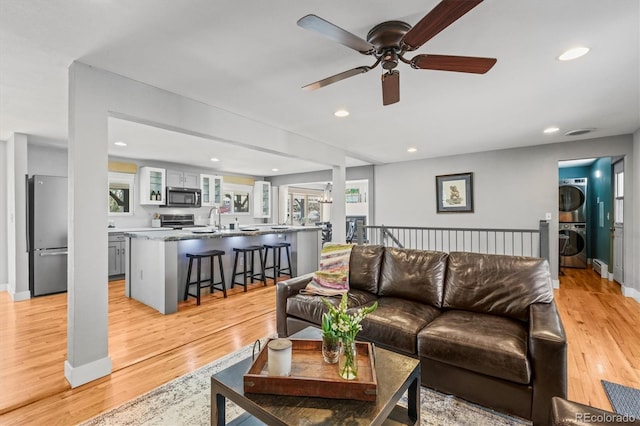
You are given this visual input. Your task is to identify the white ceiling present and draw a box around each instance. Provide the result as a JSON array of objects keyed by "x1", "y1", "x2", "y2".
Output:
[{"x1": 1, "y1": 0, "x2": 639, "y2": 176}]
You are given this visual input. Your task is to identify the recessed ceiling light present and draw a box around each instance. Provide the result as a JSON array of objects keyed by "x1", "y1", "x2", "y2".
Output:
[
  {"x1": 272, "y1": 168, "x2": 279, "y2": 172},
  {"x1": 334, "y1": 109, "x2": 350, "y2": 118},
  {"x1": 114, "y1": 141, "x2": 127, "y2": 147},
  {"x1": 565, "y1": 128, "x2": 596, "y2": 136},
  {"x1": 558, "y1": 47, "x2": 590, "y2": 61},
  {"x1": 543, "y1": 126, "x2": 560, "y2": 134},
  {"x1": 407, "y1": 147, "x2": 417, "y2": 153},
  {"x1": 210, "y1": 158, "x2": 220, "y2": 162}
]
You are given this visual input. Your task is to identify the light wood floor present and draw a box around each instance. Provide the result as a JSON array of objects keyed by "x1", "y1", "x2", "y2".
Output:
[
  {"x1": 1, "y1": 267, "x2": 639, "y2": 425},
  {"x1": 554, "y1": 267, "x2": 640, "y2": 409}
]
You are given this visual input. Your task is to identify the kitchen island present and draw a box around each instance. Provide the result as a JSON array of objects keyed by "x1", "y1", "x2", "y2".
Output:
[{"x1": 125, "y1": 226, "x2": 322, "y2": 314}]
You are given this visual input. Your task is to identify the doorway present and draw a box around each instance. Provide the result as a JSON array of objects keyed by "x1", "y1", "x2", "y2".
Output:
[{"x1": 558, "y1": 156, "x2": 621, "y2": 281}]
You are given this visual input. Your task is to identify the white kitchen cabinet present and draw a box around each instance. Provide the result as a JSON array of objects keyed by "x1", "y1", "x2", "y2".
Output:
[
  {"x1": 200, "y1": 174, "x2": 223, "y2": 206},
  {"x1": 139, "y1": 166, "x2": 166, "y2": 205},
  {"x1": 167, "y1": 169, "x2": 200, "y2": 188},
  {"x1": 253, "y1": 181, "x2": 271, "y2": 218}
]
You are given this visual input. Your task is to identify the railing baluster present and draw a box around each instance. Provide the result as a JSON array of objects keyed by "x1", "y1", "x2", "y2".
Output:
[{"x1": 363, "y1": 225, "x2": 540, "y2": 260}]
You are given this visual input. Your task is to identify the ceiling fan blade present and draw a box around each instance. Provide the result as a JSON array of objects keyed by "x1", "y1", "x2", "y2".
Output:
[
  {"x1": 402, "y1": 0, "x2": 483, "y2": 51},
  {"x1": 411, "y1": 54, "x2": 496, "y2": 74},
  {"x1": 302, "y1": 66, "x2": 371, "y2": 91},
  {"x1": 297, "y1": 14, "x2": 374, "y2": 54},
  {"x1": 382, "y1": 71, "x2": 400, "y2": 106}
]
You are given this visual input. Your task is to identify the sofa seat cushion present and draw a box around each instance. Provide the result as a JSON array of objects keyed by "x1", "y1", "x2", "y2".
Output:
[
  {"x1": 359, "y1": 297, "x2": 441, "y2": 355},
  {"x1": 286, "y1": 290, "x2": 377, "y2": 325},
  {"x1": 418, "y1": 310, "x2": 531, "y2": 384}
]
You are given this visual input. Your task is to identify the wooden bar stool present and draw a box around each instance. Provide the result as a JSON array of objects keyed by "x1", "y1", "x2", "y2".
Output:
[
  {"x1": 263, "y1": 242, "x2": 293, "y2": 283},
  {"x1": 183, "y1": 250, "x2": 227, "y2": 305},
  {"x1": 231, "y1": 246, "x2": 266, "y2": 291}
]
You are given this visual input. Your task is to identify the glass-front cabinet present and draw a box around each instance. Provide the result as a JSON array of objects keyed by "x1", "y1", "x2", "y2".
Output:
[
  {"x1": 139, "y1": 166, "x2": 166, "y2": 205},
  {"x1": 253, "y1": 181, "x2": 271, "y2": 218},
  {"x1": 201, "y1": 174, "x2": 223, "y2": 206}
]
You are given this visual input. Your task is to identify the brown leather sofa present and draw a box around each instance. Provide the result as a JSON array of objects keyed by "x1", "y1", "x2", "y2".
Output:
[
  {"x1": 276, "y1": 245, "x2": 567, "y2": 425},
  {"x1": 551, "y1": 397, "x2": 640, "y2": 425}
]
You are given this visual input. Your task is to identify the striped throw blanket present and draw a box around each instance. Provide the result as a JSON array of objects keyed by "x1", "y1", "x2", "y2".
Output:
[{"x1": 300, "y1": 243, "x2": 354, "y2": 296}]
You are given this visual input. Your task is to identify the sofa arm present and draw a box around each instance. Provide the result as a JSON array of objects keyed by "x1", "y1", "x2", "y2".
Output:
[
  {"x1": 529, "y1": 301, "x2": 568, "y2": 425},
  {"x1": 276, "y1": 273, "x2": 313, "y2": 337}
]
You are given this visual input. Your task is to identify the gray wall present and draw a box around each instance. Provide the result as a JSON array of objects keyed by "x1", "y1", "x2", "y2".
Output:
[
  {"x1": 374, "y1": 134, "x2": 635, "y2": 289},
  {"x1": 28, "y1": 144, "x2": 68, "y2": 176},
  {"x1": 0, "y1": 140, "x2": 7, "y2": 286}
]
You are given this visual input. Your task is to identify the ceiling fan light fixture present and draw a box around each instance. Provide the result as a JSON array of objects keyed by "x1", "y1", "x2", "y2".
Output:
[
  {"x1": 558, "y1": 47, "x2": 590, "y2": 61},
  {"x1": 297, "y1": 1, "x2": 495, "y2": 107},
  {"x1": 334, "y1": 109, "x2": 350, "y2": 118},
  {"x1": 407, "y1": 147, "x2": 417, "y2": 153},
  {"x1": 543, "y1": 126, "x2": 560, "y2": 134}
]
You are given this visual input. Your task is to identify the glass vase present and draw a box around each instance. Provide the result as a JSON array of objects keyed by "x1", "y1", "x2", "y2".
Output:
[
  {"x1": 338, "y1": 339, "x2": 358, "y2": 380},
  {"x1": 322, "y1": 336, "x2": 340, "y2": 364}
]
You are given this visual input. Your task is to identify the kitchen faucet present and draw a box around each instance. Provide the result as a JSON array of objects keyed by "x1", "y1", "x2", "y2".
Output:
[{"x1": 208, "y1": 206, "x2": 221, "y2": 231}]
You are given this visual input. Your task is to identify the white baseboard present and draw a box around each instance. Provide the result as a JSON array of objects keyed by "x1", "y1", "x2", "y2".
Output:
[
  {"x1": 621, "y1": 285, "x2": 640, "y2": 303},
  {"x1": 552, "y1": 279, "x2": 560, "y2": 289},
  {"x1": 65, "y1": 356, "x2": 112, "y2": 388},
  {"x1": 0, "y1": 283, "x2": 7, "y2": 292},
  {"x1": 11, "y1": 289, "x2": 31, "y2": 301}
]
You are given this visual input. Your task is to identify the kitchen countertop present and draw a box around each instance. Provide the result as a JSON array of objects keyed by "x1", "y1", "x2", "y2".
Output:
[
  {"x1": 108, "y1": 227, "x2": 171, "y2": 234},
  {"x1": 124, "y1": 225, "x2": 322, "y2": 241}
]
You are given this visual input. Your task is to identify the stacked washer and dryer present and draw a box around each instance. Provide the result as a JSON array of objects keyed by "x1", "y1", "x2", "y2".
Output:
[{"x1": 559, "y1": 178, "x2": 588, "y2": 268}]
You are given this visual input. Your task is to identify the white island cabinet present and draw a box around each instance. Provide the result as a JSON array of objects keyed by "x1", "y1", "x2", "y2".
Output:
[{"x1": 125, "y1": 226, "x2": 321, "y2": 314}]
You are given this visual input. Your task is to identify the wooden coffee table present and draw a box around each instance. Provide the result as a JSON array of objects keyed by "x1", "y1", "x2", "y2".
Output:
[{"x1": 210, "y1": 327, "x2": 421, "y2": 425}]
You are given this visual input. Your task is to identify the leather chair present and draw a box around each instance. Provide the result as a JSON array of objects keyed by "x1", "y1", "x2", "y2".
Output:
[{"x1": 551, "y1": 396, "x2": 640, "y2": 425}]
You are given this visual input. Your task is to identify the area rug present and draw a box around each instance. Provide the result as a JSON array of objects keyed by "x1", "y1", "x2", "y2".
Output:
[
  {"x1": 81, "y1": 339, "x2": 531, "y2": 426},
  {"x1": 602, "y1": 380, "x2": 640, "y2": 418}
]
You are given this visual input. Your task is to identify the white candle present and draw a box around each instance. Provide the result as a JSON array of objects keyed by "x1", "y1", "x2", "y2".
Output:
[{"x1": 268, "y1": 338, "x2": 292, "y2": 377}]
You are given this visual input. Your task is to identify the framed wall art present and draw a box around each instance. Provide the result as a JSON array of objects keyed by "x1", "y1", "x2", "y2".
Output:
[{"x1": 436, "y1": 172, "x2": 474, "y2": 213}]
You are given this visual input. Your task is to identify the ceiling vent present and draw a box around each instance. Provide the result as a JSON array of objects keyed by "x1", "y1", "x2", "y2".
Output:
[{"x1": 565, "y1": 128, "x2": 595, "y2": 136}]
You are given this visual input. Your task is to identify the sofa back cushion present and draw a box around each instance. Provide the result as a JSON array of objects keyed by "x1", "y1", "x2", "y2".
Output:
[
  {"x1": 349, "y1": 245, "x2": 384, "y2": 294},
  {"x1": 378, "y1": 248, "x2": 448, "y2": 308},
  {"x1": 443, "y1": 252, "x2": 553, "y2": 321}
]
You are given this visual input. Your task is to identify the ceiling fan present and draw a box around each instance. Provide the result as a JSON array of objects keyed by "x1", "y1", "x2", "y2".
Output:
[{"x1": 297, "y1": 0, "x2": 496, "y2": 106}]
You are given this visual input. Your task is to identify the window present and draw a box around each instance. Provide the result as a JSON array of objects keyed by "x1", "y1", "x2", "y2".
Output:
[
  {"x1": 219, "y1": 185, "x2": 251, "y2": 215},
  {"x1": 108, "y1": 172, "x2": 134, "y2": 216},
  {"x1": 286, "y1": 190, "x2": 323, "y2": 225}
]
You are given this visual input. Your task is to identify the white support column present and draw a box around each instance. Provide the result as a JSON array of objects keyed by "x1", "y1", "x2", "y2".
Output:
[
  {"x1": 6, "y1": 133, "x2": 30, "y2": 301},
  {"x1": 65, "y1": 63, "x2": 112, "y2": 387},
  {"x1": 64, "y1": 61, "x2": 349, "y2": 388},
  {"x1": 331, "y1": 165, "x2": 347, "y2": 244}
]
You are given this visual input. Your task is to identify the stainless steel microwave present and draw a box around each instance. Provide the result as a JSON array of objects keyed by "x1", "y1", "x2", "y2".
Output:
[{"x1": 165, "y1": 187, "x2": 201, "y2": 208}]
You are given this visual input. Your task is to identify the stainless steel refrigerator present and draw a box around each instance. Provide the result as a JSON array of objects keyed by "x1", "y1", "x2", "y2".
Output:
[{"x1": 27, "y1": 175, "x2": 68, "y2": 296}]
